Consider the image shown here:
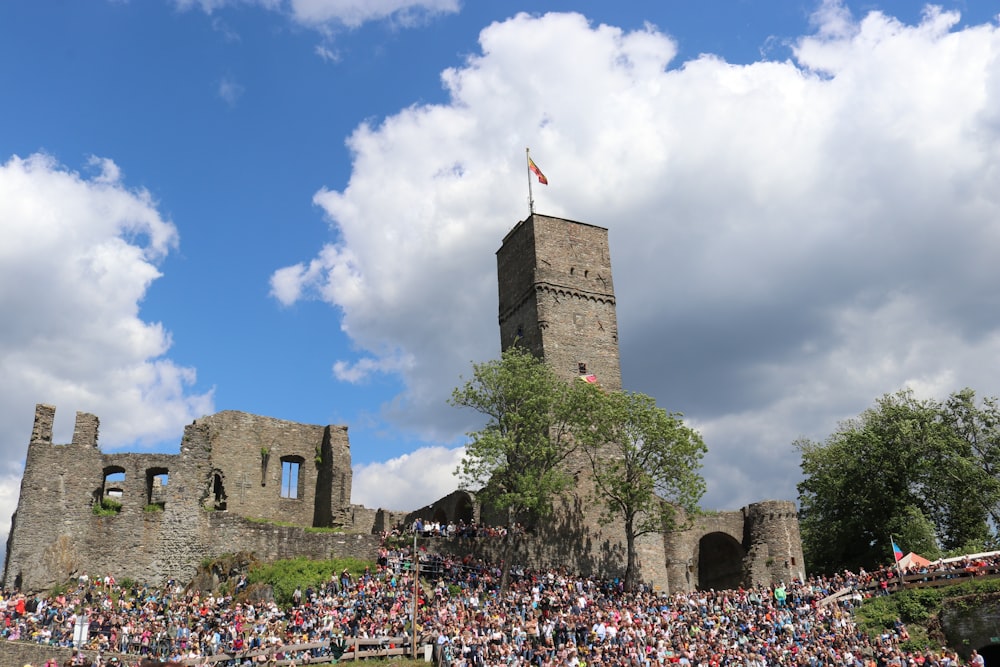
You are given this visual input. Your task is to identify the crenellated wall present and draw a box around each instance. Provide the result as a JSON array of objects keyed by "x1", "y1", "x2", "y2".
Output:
[{"x1": 2, "y1": 404, "x2": 373, "y2": 593}]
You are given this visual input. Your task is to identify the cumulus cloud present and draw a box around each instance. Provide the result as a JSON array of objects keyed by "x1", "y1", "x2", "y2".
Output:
[
  {"x1": 273, "y1": 6, "x2": 1000, "y2": 510},
  {"x1": 352, "y1": 446, "x2": 464, "y2": 511},
  {"x1": 0, "y1": 153, "x2": 213, "y2": 532},
  {"x1": 173, "y1": 0, "x2": 459, "y2": 30}
]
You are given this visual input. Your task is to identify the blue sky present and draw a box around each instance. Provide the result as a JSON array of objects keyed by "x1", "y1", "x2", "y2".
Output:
[{"x1": 2, "y1": 0, "x2": 999, "y2": 533}]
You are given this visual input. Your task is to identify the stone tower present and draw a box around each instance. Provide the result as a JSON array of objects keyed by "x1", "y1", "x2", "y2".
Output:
[{"x1": 496, "y1": 214, "x2": 622, "y2": 391}]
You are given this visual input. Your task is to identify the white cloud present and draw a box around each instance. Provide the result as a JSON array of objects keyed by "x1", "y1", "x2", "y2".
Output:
[
  {"x1": 352, "y1": 445, "x2": 464, "y2": 511},
  {"x1": 315, "y1": 44, "x2": 340, "y2": 62},
  {"x1": 218, "y1": 76, "x2": 246, "y2": 106},
  {"x1": 173, "y1": 0, "x2": 459, "y2": 30},
  {"x1": 273, "y1": 6, "x2": 1000, "y2": 511},
  {"x1": 0, "y1": 153, "x2": 213, "y2": 532}
]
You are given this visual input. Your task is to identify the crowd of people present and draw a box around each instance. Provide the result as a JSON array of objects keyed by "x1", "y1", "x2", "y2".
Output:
[{"x1": 4, "y1": 531, "x2": 995, "y2": 667}]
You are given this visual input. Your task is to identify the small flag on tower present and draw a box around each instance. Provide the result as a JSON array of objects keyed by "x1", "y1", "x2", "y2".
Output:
[{"x1": 528, "y1": 156, "x2": 548, "y2": 185}]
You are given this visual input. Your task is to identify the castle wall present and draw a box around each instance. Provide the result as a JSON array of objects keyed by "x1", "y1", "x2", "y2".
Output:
[
  {"x1": 193, "y1": 411, "x2": 352, "y2": 528},
  {"x1": 490, "y1": 214, "x2": 804, "y2": 591},
  {"x1": 3, "y1": 405, "x2": 363, "y2": 593},
  {"x1": 429, "y1": 499, "x2": 802, "y2": 593}
]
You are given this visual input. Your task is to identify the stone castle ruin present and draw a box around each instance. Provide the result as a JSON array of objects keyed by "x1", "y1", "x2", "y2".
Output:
[{"x1": 3, "y1": 213, "x2": 803, "y2": 594}]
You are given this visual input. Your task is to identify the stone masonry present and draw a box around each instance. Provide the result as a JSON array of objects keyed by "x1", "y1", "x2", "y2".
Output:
[{"x1": 2, "y1": 406, "x2": 378, "y2": 593}]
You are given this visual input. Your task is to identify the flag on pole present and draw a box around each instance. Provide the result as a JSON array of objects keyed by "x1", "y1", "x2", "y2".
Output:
[
  {"x1": 528, "y1": 157, "x2": 548, "y2": 185},
  {"x1": 892, "y1": 539, "x2": 904, "y2": 562}
]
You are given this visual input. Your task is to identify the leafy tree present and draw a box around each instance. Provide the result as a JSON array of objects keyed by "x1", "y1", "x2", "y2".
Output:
[
  {"x1": 939, "y1": 388, "x2": 1000, "y2": 543},
  {"x1": 575, "y1": 386, "x2": 707, "y2": 591},
  {"x1": 797, "y1": 389, "x2": 994, "y2": 574},
  {"x1": 450, "y1": 347, "x2": 589, "y2": 586}
]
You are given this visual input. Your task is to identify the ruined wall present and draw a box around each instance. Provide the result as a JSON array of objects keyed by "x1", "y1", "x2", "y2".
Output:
[
  {"x1": 3, "y1": 405, "x2": 363, "y2": 593},
  {"x1": 2, "y1": 405, "x2": 208, "y2": 591},
  {"x1": 194, "y1": 411, "x2": 352, "y2": 528},
  {"x1": 939, "y1": 594, "x2": 1000, "y2": 661}
]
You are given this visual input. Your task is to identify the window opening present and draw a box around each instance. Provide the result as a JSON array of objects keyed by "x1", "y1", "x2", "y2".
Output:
[
  {"x1": 281, "y1": 459, "x2": 301, "y2": 499},
  {"x1": 212, "y1": 473, "x2": 227, "y2": 511},
  {"x1": 104, "y1": 470, "x2": 125, "y2": 498},
  {"x1": 98, "y1": 467, "x2": 125, "y2": 515},
  {"x1": 146, "y1": 468, "x2": 168, "y2": 511}
]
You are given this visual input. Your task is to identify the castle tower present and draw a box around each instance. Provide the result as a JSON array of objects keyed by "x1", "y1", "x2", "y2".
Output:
[{"x1": 497, "y1": 214, "x2": 622, "y2": 391}]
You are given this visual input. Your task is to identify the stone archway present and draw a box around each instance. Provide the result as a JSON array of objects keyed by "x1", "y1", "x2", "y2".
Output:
[
  {"x1": 455, "y1": 492, "x2": 474, "y2": 524},
  {"x1": 698, "y1": 531, "x2": 745, "y2": 590},
  {"x1": 978, "y1": 645, "x2": 1000, "y2": 667}
]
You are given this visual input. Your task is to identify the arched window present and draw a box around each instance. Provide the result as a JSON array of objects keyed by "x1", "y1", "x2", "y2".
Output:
[{"x1": 97, "y1": 466, "x2": 126, "y2": 515}]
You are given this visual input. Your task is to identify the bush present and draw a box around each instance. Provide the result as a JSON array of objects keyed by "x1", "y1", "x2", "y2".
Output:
[
  {"x1": 856, "y1": 579, "x2": 1000, "y2": 652},
  {"x1": 247, "y1": 557, "x2": 373, "y2": 606}
]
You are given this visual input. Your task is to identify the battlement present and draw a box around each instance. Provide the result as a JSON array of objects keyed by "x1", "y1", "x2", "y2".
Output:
[
  {"x1": 3, "y1": 404, "x2": 361, "y2": 593},
  {"x1": 29, "y1": 404, "x2": 55, "y2": 445},
  {"x1": 71, "y1": 411, "x2": 100, "y2": 448}
]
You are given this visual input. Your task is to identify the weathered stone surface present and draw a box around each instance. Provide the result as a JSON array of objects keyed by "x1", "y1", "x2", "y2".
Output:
[
  {"x1": 940, "y1": 595, "x2": 1000, "y2": 660},
  {"x1": 2, "y1": 406, "x2": 372, "y2": 592},
  {"x1": 498, "y1": 214, "x2": 622, "y2": 392}
]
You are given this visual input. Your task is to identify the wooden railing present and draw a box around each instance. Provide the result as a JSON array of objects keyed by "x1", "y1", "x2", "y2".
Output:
[
  {"x1": 821, "y1": 564, "x2": 1000, "y2": 605},
  {"x1": 177, "y1": 635, "x2": 422, "y2": 666}
]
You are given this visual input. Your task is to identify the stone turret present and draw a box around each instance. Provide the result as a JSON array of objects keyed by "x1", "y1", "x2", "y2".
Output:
[{"x1": 744, "y1": 500, "x2": 805, "y2": 584}]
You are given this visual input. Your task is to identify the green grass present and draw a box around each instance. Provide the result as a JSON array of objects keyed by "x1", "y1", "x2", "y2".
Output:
[{"x1": 92, "y1": 497, "x2": 122, "y2": 516}]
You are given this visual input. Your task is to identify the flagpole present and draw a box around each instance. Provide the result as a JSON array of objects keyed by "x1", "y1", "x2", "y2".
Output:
[
  {"x1": 890, "y1": 534, "x2": 905, "y2": 589},
  {"x1": 526, "y1": 147, "x2": 535, "y2": 216}
]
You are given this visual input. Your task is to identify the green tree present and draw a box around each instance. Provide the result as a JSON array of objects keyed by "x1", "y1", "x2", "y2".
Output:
[
  {"x1": 450, "y1": 347, "x2": 588, "y2": 586},
  {"x1": 796, "y1": 389, "x2": 993, "y2": 574},
  {"x1": 939, "y1": 388, "x2": 1000, "y2": 547},
  {"x1": 575, "y1": 386, "x2": 707, "y2": 591}
]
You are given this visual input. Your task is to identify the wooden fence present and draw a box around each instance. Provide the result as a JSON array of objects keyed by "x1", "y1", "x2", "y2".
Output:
[
  {"x1": 177, "y1": 635, "x2": 428, "y2": 666},
  {"x1": 820, "y1": 564, "x2": 1000, "y2": 606}
]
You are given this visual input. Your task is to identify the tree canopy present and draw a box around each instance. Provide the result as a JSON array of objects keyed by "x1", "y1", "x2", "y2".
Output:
[
  {"x1": 451, "y1": 347, "x2": 707, "y2": 591},
  {"x1": 575, "y1": 385, "x2": 707, "y2": 590},
  {"x1": 796, "y1": 388, "x2": 1000, "y2": 574},
  {"x1": 450, "y1": 347, "x2": 587, "y2": 521}
]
